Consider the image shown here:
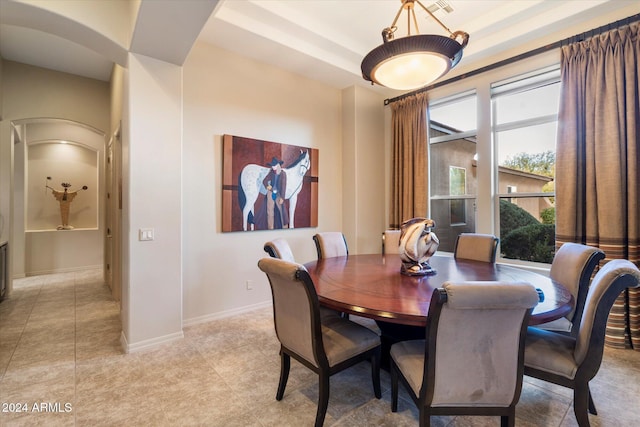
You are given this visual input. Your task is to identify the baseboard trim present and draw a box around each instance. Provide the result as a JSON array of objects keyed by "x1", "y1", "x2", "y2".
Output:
[
  {"x1": 120, "y1": 330, "x2": 185, "y2": 354},
  {"x1": 183, "y1": 300, "x2": 272, "y2": 326},
  {"x1": 120, "y1": 302, "x2": 271, "y2": 352},
  {"x1": 22, "y1": 264, "x2": 103, "y2": 277}
]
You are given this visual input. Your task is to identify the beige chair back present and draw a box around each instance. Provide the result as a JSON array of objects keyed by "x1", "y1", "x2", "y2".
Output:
[
  {"x1": 523, "y1": 259, "x2": 639, "y2": 426},
  {"x1": 428, "y1": 281, "x2": 539, "y2": 406},
  {"x1": 382, "y1": 229, "x2": 401, "y2": 254},
  {"x1": 258, "y1": 257, "x2": 382, "y2": 427},
  {"x1": 313, "y1": 232, "x2": 348, "y2": 259},
  {"x1": 263, "y1": 238, "x2": 296, "y2": 262},
  {"x1": 454, "y1": 233, "x2": 499, "y2": 263},
  {"x1": 574, "y1": 259, "x2": 640, "y2": 365},
  {"x1": 549, "y1": 243, "x2": 604, "y2": 322},
  {"x1": 258, "y1": 257, "x2": 322, "y2": 367}
]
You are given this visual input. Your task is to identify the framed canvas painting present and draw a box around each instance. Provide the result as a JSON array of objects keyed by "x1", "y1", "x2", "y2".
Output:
[{"x1": 222, "y1": 134, "x2": 318, "y2": 232}]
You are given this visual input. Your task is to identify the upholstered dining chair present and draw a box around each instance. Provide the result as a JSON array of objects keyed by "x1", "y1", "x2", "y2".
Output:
[
  {"x1": 312, "y1": 232, "x2": 381, "y2": 330},
  {"x1": 524, "y1": 259, "x2": 640, "y2": 427},
  {"x1": 313, "y1": 232, "x2": 348, "y2": 259},
  {"x1": 263, "y1": 238, "x2": 296, "y2": 262},
  {"x1": 382, "y1": 229, "x2": 402, "y2": 254},
  {"x1": 257, "y1": 257, "x2": 382, "y2": 427},
  {"x1": 535, "y1": 243, "x2": 605, "y2": 337},
  {"x1": 390, "y1": 280, "x2": 539, "y2": 427},
  {"x1": 263, "y1": 239, "x2": 342, "y2": 320},
  {"x1": 453, "y1": 233, "x2": 499, "y2": 263}
]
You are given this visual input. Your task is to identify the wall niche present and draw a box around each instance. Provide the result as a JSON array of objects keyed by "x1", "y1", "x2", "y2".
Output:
[{"x1": 27, "y1": 141, "x2": 99, "y2": 231}]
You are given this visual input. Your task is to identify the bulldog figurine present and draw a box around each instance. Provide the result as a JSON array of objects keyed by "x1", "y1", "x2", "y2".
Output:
[{"x1": 399, "y1": 217, "x2": 439, "y2": 276}]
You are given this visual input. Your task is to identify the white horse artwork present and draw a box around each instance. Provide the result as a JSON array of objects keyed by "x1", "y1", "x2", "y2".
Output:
[{"x1": 238, "y1": 150, "x2": 310, "y2": 231}]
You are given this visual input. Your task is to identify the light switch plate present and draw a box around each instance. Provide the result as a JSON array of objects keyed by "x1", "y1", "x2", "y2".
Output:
[{"x1": 139, "y1": 228, "x2": 154, "y2": 241}]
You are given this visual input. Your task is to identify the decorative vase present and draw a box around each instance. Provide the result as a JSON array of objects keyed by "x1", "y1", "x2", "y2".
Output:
[{"x1": 399, "y1": 218, "x2": 439, "y2": 276}]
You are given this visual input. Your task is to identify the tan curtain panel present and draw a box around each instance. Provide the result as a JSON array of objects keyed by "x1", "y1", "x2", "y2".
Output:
[
  {"x1": 556, "y1": 22, "x2": 640, "y2": 349},
  {"x1": 389, "y1": 92, "x2": 429, "y2": 229}
]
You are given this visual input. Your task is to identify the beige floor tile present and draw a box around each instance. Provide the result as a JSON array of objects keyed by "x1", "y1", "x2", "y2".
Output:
[
  {"x1": 2, "y1": 360, "x2": 76, "y2": 390},
  {"x1": 0, "y1": 410, "x2": 75, "y2": 427},
  {"x1": 254, "y1": 388, "x2": 332, "y2": 427},
  {"x1": 0, "y1": 374, "x2": 75, "y2": 426}
]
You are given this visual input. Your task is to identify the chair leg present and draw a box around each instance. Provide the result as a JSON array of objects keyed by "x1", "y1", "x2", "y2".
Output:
[
  {"x1": 587, "y1": 385, "x2": 597, "y2": 415},
  {"x1": 371, "y1": 348, "x2": 381, "y2": 399},
  {"x1": 276, "y1": 352, "x2": 290, "y2": 401},
  {"x1": 419, "y1": 408, "x2": 431, "y2": 427},
  {"x1": 501, "y1": 410, "x2": 515, "y2": 427},
  {"x1": 390, "y1": 361, "x2": 399, "y2": 412},
  {"x1": 573, "y1": 383, "x2": 592, "y2": 427},
  {"x1": 315, "y1": 373, "x2": 330, "y2": 427}
]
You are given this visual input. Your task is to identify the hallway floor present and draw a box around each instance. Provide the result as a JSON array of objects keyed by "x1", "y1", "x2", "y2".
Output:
[{"x1": 1, "y1": 269, "x2": 639, "y2": 426}]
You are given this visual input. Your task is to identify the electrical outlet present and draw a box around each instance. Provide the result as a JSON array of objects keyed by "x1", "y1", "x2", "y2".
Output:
[{"x1": 246, "y1": 280, "x2": 253, "y2": 290}]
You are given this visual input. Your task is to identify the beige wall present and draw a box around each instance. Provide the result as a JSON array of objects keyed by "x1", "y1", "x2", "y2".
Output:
[
  {"x1": 342, "y1": 86, "x2": 386, "y2": 254},
  {"x1": 181, "y1": 42, "x2": 386, "y2": 322},
  {"x1": 107, "y1": 64, "x2": 125, "y2": 304},
  {"x1": 1, "y1": 61, "x2": 109, "y2": 276},
  {"x1": 110, "y1": 65, "x2": 125, "y2": 132},
  {"x1": 121, "y1": 53, "x2": 183, "y2": 348},
  {"x1": 2, "y1": 61, "x2": 109, "y2": 131}
]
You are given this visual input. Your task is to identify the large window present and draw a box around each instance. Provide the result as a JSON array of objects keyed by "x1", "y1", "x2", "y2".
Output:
[
  {"x1": 428, "y1": 91, "x2": 477, "y2": 252},
  {"x1": 492, "y1": 67, "x2": 559, "y2": 264},
  {"x1": 427, "y1": 65, "x2": 560, "y2": 264}
]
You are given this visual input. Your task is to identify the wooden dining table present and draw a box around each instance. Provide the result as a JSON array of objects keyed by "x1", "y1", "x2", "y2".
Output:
[
  {"x1": 304, "y1": 254, "x2": 573, "y2": 327},
  {"x1": 305, "y1": 254, "x2": 573, "y2": 367}
]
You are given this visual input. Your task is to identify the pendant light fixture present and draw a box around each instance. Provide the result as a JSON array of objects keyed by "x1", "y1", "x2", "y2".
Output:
[{"x1": 361, "y1": 0, "x2": 469, "y2": 91}]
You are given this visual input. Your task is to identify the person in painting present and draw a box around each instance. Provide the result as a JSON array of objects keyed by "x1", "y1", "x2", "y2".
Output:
[
  {"x1": 255, "y1": 157, "x2": 289, "y2": 229},
  {"x1": 46, "y1": 178, "x2": 88, "y2": 230}
]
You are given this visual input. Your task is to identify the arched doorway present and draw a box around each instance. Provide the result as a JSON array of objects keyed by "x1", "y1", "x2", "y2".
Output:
[{"x1": 10, "y1": 118, "x2": 120, "y2": 301}]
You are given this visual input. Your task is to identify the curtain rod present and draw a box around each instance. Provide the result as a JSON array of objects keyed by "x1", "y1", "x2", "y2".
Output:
[{"x1": 384, "y1": 13, "x2": 640, "y2": 105}]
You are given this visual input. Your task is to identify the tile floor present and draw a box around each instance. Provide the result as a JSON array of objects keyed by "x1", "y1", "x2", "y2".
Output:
[{"x1": 1, "y1": 269, "x2": 639, "y2": 426}]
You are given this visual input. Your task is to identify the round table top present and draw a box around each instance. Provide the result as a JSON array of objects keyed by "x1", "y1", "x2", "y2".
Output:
[{"x1": 304, "y1": 254, "x2": 573, "y2": 327}]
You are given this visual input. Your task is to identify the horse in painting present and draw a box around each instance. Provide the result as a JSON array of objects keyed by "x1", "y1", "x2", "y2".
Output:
[{"x1": 238, "y1": 150, "x2": 310, "y2": 231}]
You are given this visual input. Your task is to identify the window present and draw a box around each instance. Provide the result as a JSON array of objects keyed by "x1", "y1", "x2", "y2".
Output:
[
  {"x1": 426, "y1": 62, "x2": 561, "y2": 265},
  {"x1": 492, "y1": 67, "x2": 559, "y2": 264},
  {"x1": 449, "y1": 166, "x2": 466, "y2": 225},
  {"x1": 428, "y1": 91, "x2": 477, "y2": 252}
]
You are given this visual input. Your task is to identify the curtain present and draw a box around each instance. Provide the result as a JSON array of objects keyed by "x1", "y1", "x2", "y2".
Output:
[
  {"x1": 389, "y1": 92, "x2": 429, "y2": 229},
  {"x1": 556, "y1": 21, "x2": 640, "y2": 349}
]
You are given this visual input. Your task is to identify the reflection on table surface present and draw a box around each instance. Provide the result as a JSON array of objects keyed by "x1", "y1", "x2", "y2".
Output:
[{"x1": 304, "y1": 254, "x2": 572, "y2": 327}]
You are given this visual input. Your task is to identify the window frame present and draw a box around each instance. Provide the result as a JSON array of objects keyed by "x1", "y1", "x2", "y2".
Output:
[
  {"x1": 424, "y1": 50, "x2": 560, "y2": 267},
  {"x1": 427, "y1": 91, "x2": 478, "y2": 251},
  {"x1": 492, "y1": 68, "x2": 559, "y2": 265}
]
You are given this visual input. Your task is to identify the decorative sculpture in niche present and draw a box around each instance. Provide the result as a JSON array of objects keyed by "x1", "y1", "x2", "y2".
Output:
[
  {"x1": 46, "y1": 177, "x2": 88, "y2": 230},
  {"x1": 399, "y1": 217, "x2": 439, "y2": 276}
]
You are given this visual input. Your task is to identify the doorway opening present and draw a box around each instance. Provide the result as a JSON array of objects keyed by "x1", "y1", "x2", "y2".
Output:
[{"x1": 10, "y1": 118, "x2": 120, "y2": 302}]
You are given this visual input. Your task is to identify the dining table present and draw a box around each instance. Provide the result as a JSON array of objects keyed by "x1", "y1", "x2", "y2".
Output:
[
  {"x1": 304, "y1": 253, "x2": 573, "y2": 366},
  {"x1": 305, "y1": 253, "x2": 572, "y2": 326}
]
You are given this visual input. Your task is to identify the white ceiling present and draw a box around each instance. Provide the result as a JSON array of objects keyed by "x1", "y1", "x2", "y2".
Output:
[{"x1": 1, "y1": 0, "x2": 638, "y2": 93}]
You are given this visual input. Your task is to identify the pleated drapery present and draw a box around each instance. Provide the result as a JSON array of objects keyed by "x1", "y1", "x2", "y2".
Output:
[
  {"x1": 389, "y1": 92, "x2": 429, "y2": 229},
  {"x1": 555, "y1": 22, "x2": 640, "y2": 349}
]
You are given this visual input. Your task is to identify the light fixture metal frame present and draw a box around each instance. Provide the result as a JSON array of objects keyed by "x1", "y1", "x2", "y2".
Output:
[{"x1": 361, "y1": 0, "x2": 469, "y2": 90}]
